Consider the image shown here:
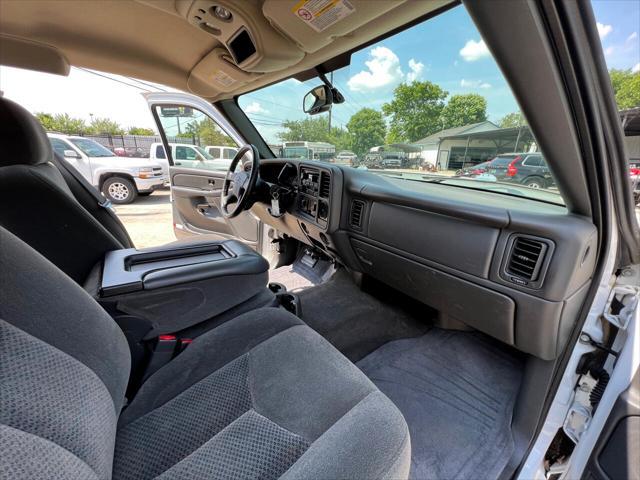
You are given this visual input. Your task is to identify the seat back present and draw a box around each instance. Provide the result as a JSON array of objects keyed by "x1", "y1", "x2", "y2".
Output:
[
  {"x1": 0, "y1": 97, "x2": 125, "y2": 283},
  {"x1": 0, "y1": 226, "x2": 131, "y2": 478}
]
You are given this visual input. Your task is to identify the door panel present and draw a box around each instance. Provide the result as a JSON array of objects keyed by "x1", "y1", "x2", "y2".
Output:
[{"x1": 170, "y1": 167, "x2": 259, "y2": 247}]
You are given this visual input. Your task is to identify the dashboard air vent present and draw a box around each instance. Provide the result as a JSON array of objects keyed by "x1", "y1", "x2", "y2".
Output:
[
  {"x1": 319, "y1": 172, "x2": 331, "y2": 198},
  {"x1": 506, "y1": 236, "x2": 547, "y2": 281},
  {"x1": 350, "y1": 200, "x2": 365, "y2": 229}
]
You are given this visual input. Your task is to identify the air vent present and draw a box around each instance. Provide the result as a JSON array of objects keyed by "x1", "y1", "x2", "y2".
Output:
[
  {"x1": 319, "y1": 172, "x2": 331, "y2": 198},
  {"x1": 350, "y1": 200, "x2": 365, "y2": 229},
  {"x1": 506, "y1": 236, "x2": 547, "y2": 281}
]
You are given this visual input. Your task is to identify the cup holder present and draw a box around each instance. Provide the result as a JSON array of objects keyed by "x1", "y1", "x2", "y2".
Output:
[{"x1": 268, "y1": 282, "x2": 286, "y2": 294}]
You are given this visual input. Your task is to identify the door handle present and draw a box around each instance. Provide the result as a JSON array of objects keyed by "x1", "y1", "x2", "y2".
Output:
[{"x1": 197, "y1": 203, "x2": 213, "y2": 214}]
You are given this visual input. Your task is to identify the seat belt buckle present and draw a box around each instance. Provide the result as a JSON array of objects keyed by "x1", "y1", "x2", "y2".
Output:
[
  {"x1": 178, "y1": 338, "x2": 193, "y2": 353},
  {"x1": 143, "y1": 335, "x2": 177, "y2": 381},
  {"x1": 99, "y1": 198, "x2": 113, "y2": 209}
]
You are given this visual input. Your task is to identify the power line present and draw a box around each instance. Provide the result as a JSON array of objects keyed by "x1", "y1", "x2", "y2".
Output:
[
  {"x1": 76, "y1": 67, "x2": 153, "y2": 92},
  {"x1": 125, "y1": 76, "x2": 168, "y2": 93}
]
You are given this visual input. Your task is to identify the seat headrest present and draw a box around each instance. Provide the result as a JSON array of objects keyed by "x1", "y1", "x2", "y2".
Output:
[{"x1": 0, "y1": 97, "x2": 53, "y2": 167}]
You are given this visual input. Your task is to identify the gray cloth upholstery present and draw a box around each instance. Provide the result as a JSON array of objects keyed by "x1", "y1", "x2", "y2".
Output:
[
  {"x1": 1, "y1": 224, "x2": 411, "y2": 479},
  {"x1": 115, "y1": 308, "x2": 411, "y2": 479},
  {"x1": 0, "y1": 97, "x2": 126, "y2": 283}
]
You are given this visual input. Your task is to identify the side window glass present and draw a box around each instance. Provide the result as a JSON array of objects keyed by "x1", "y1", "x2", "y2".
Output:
[
  {"x1": 156, "y1": 145, "x2": 166, "y2": 159},
  {"x1": 49, "y1": 138, "x2": 68, "y2": 157},
  {"x1": 224, "y1": 148, "x2": 238, "y2": 159},
  {"x1": 154, "y1": 106, "x2": 238, "y2": 171},
  {"x1": 175, "y1": 146, "x2": 188, "y2": 160}
]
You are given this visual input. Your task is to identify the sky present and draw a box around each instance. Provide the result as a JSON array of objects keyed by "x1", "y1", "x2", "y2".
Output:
[{"x1": 0, "y1": 1, "x2": 638, "y2": 143}]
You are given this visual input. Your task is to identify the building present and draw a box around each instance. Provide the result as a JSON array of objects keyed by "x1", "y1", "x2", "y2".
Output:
[{"x1": 412, "y1": 121, "x2": 500, "y2": 169}]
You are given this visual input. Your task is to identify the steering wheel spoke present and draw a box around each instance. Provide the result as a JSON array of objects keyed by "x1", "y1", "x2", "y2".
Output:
[{"x1": 220, "y1": 144, "x2": 260, "y2": 219}]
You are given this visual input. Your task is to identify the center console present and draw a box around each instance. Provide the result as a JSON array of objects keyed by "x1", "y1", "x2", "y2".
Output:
[
  {"x1": 97, "y1": 240, "x2": 270, "y2": 337},
  {"x1": 297, "y1": 166, "x2": 331, "y2": 228}
]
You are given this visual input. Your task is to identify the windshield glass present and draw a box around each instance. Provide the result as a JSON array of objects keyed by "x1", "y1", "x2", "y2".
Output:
[
  {"x1": 239, "y1": 4, "x2": 564, "y2": 206},
  {"x1": 69, "y1": 138, "x2": 115, "y2": 157}
]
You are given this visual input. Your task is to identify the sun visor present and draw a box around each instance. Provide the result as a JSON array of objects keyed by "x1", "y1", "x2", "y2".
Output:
[
  {"x1": 0, "y1": 34, "x2": 70, "y2": 76},
  {"x1": 262, "y1": 0, "x2": 407, "y2": 54}
]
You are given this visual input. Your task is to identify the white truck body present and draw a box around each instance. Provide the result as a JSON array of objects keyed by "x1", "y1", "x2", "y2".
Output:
[
  {"x1": 47, "y1": 134, "x2": 167, "y2": 194},
  {"x1": 149, "y1": 142, "x2": 234, "y2": 173}
]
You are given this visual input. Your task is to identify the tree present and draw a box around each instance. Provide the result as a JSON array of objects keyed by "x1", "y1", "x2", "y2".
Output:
[
  {"x1": 609, "y1": 69, "x2": 640, "y2": 109},
  {"x1": 440, "y1": 94, "x2": 487, "y2": 129},
  {"x1": 346, "y1": 108, "x2": 386, "y2": 156},
  {"x1": 382, "y1": 81, "x2": 448, "y2": 142},
  {"x1": 88, "y1": 117, "x2": 124, "y2": 135},
  {"x1": 127, "y1": 126, "x2": 155, "y2": 135},
  {"x1": 35, "y1": 112, "x2": 88, "y2": 134},
  {"x1": 499, "y1": 111, "x2": 527, "y2": 128},
  {"x1": 278, "y1": 116, "x2": 333, "y2": 142},
  {"x1": 183, "y1": 118, "x2": 235, "y2": 146}
]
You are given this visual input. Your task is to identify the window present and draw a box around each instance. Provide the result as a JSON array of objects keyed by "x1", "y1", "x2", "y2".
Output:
[
  {"x1": 175, "y1": 146, "x2": 197, "y2": 161},
  {"x1": 68, "y1": 138, "x2": 114, "y2": 157},
  {"x1": 154, "y1": 106, "x2": 238, "y2": 172},
  {"x1": 223, "y1": 148, "x2": 238, "y2": 159},
  {"x1": 239, "y1": 4, "x2": 564, "y2": 206},
  {"x1": 155, "y1": 144, "x2": 166, "y2": 159},
  {"x1": 522, "y1": 156, "x2": 543, "y2": 167},
  {"x1": 49, "y1": 138, "x2": 70, "y2": 157}
]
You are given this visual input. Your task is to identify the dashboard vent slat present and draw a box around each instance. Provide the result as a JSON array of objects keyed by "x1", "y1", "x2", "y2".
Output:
[
  {"x1": 506, "y1": 236, "x2": 547, "y2": 281},
  {"x1": 319, "y1": 172, "x2": 331, "y2": 198},
  {"x1": 350, "y1": 200, "x2": 365, "y2": 229}
]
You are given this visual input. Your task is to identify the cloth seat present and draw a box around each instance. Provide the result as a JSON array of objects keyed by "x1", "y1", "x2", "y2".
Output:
[{"x1": 0, "y1": 226, "x2": 411, "y2": 479}]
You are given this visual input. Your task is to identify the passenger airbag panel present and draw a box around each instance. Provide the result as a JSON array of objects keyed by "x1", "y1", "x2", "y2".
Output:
[{"x1": 367, "y1": 202, "x2": 498, "y2": 277}]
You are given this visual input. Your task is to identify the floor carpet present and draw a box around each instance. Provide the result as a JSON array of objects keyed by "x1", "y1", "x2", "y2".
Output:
[
  {"x1": 357, "y1": 328, "x2": 523, "y2": 480},
  {"x1": 296, "y1": 271, "x2": 431, "y2": 362}
]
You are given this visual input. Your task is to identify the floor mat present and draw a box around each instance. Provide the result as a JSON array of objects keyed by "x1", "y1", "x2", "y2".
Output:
[
  {"x1": 357, "y1": 329, "x2": 522, "y2": 480},
  {"x1": 297, "y1": 271, "x2": 431, "y2": 362}
]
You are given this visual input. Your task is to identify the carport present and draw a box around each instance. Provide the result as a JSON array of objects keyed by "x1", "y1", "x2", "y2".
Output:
[{"x1": 438, "y1": 126, "x2": 537, "y2": 170}]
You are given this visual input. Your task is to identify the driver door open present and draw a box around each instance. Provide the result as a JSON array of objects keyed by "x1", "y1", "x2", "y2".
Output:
[{"x1": 143, "y1": 92, "x2": 262, "y2": 252}]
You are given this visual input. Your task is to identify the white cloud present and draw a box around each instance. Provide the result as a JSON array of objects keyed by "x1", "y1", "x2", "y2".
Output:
[
  {"x1": 460, "y1": 79, "x2": 491, "y2": 89},
  {"x1": 597, "y1": 22, "x2": 612, "y2": 39},
  {"x1": 604, "y1": 46, "x2": 615, "y2": 56},
  {"x1": 459, "y1": 39, "x2": 490, "y2": 62},
  {"x1": 407, "y1": 59, "x2": 424, "y2": 82},
  {"x1": 244, "y1": 101, "x2": 267, "y2": 115},
  {"x1": 632, "y1": 63, "x2": 640, "y2": 73},
  {"x1": 347, "y1": 46, "x2": 404, "y2": 91},
  {"x1": 627, "y1": 32, "x2": 638, "y2": 42}
]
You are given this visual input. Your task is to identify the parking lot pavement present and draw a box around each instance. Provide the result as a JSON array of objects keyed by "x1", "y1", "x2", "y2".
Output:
[{"x1": 113, "y1": 189, "x2": 175, "y2": 249}]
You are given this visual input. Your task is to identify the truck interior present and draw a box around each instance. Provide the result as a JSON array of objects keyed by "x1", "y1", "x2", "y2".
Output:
[{"x1": 1, "y1": 1, "x2": 638, "y2": 480}]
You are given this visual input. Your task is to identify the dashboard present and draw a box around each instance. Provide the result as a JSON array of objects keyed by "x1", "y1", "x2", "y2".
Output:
[{"x1": 253, "y1": 159, "x2": 598, "y2": 362}]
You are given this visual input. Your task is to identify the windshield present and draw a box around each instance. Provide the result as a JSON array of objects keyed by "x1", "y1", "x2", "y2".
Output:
[
  {"x1": 69, "y1": 138, "x2": 115, "y2": 157},
  {"x1": 239, "y1": 4, "x2": 564, "y2": 206}
]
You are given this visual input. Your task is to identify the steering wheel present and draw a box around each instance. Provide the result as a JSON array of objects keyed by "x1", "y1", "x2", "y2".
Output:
[{"x1": 221, "y1": 144, "x2": 260, "y2": 218}]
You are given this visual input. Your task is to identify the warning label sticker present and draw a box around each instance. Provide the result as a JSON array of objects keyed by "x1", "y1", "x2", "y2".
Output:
[
  {"x1": 212, "y1": 70, "x2": 236, "y2": 88},
  {"x1": 292, "y1": 0, "x2": 355, "y2": 33}
]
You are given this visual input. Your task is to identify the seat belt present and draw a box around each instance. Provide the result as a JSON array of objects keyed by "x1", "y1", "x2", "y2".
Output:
[
  {"x1": 50, "y1": 153, "x2": 135, "y2": 248},
  {"x1": 50, "y1": 153, "x2": 112, "y2": 208}
]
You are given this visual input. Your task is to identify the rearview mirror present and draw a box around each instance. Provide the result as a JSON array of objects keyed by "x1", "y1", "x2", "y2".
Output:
[
  {"x1": 63, "y1": 149, "x2": 80, "y2": 158},
  {"x1": 303, "y1": 85, "x2": 333, "y2": 115}
]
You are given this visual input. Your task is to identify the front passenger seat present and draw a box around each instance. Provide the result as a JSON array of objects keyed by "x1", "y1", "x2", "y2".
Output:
[
  {"x1": 0, "y1": 226, "x2": 411, "y2": 479},
  {"x1": 0, "y1": 96, "x2": 129, "y2": 284}
]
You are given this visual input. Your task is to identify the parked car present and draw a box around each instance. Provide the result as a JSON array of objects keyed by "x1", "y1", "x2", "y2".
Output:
[
  {"x1": 149, "y1": 142, "x2": 234, "y2": 175},
  {"x1": 456, "y1": 160, "x2": 493, "y2": 177},
  {"x1": 485, "y1": 152, "x2": 555, "y2": 189},
  {"x1": 47, "y1": 133, "x2": 166, "y2": 204},
  {"x1": 205, "y1": 145, "x2": 238, "y2": 160},
  {"x1": 335, "y1": 150, "x2": 357, "y2": 167}
]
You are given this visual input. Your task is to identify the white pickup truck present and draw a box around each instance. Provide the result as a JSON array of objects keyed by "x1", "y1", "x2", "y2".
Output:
[
  {"x1": 48, "y1": 133, "x2": 167, "y2": 204},
  {"x1": 149, "y1": 142, "x2": 235, "y2": 174}
]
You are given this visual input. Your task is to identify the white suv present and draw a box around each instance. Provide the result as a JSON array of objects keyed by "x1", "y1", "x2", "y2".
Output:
[{"x1": 48, "y1": 133, "x2": 167, "y2": 204}]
